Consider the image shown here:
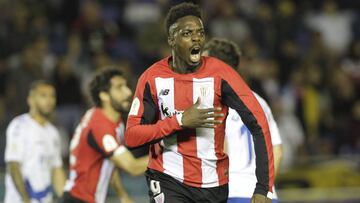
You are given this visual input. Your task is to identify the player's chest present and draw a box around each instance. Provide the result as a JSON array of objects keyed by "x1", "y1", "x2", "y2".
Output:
[
  {"x1": 152, "y1": 77, "x2": 221, "y2": 118},
  {"x1": 25, "y1": 129, "x2": 55, "y2": 154}
]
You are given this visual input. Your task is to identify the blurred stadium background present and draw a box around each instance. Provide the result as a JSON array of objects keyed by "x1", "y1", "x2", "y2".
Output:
[{"x1": 0, "y1": 0, "x2": 359, "y2": 202}]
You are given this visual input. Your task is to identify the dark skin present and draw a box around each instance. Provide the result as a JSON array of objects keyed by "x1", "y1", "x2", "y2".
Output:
[
  {"x1": 168, "y1": 15, "x2": 205, "y2": 73},
  {"x1": 168, "y1": 15, "x2": 223, "y2": 128},
  {"x1": 168, "y1": 15, "x2": 271, "y2": 203}
]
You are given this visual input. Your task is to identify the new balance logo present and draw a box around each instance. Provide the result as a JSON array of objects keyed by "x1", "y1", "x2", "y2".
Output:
[
  {"x1": 160, "y1": 103, "x2": 170, "y2": 117},
  {"x1": 159, "y1": 89, "x2": 170, "y2": 96}
]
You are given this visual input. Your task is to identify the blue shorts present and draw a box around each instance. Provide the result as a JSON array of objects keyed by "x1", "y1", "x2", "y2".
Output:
[{"x1": 228, "y1": 197, "x2": 278, "y2": 203}]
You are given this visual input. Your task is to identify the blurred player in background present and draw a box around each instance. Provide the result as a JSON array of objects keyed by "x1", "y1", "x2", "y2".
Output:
[
  {"x1": 203, "y1": 38, "x2": 283, "y2": 203},
  {"x1": 4, "y1": 80, "x2": 66, "y2": 203},
  {"x1": 125, "y1": 3, "x2": 273, "y2": 203},
  {"x1": 62, "y1": 68, "x2": 148, "y2": 203}
]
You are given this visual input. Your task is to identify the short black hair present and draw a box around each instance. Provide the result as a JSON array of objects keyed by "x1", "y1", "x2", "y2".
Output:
[
  {"x1": 165, "y1": 2, "x2": 202, "y2": 36},
  {"x1": 29, "y1": 80, "x2": 54, "y2": 96},
  {"x1": 89, "y1": 67, "x2": 123, "y2": 107},
  {"x1": 204, "y1": 38, "x2": 242, "y2": 68}
]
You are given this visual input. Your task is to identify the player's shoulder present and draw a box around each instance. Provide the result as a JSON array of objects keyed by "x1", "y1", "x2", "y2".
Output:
[
  {"x1": 204, "y1": 56, "x2": 233, "y2": 69},
  {"x1": 6, "y1": 114, "x2": 32, "y2": 137},
  {"x1": 203, "y1": 56, "x2": 237, "y2": 76},
  {"x1": 10, "y1": 113, "x2": 30, "y2": 123},
  {"x1": 90, "y1": 109, "x2": 116, "y2": 135},
  {"x1": 7, "y1": 113, "x2": 31, "y2": 129},
  {"x1": 140, "y1": 57, "x2": 170, "y2": 79}
]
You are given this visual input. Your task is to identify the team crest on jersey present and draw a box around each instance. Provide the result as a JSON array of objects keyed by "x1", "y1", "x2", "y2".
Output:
[{"x1": 200, "y1": 86, "x2": 209, "y2": 97}]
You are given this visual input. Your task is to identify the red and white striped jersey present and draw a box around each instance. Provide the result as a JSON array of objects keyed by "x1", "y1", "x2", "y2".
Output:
[
  {"x1": 125, "y1": 56, "x2": 274, "y2": 196},
  {"x1": 64, "y1": 108, "x2": 124, "y2": 203}
]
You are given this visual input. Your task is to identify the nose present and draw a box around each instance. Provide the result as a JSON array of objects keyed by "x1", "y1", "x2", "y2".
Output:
[{"x1": 192, "y1": 33, "x2": 200, "y2": 42}]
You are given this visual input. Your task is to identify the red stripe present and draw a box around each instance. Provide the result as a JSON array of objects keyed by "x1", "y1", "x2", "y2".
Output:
[
  {"x1": 148, "y1": 143, "x2": 164, "y2": 173},
  {"x1": 174, "y1": 78, "x2": 202, "y2": 186},
  {"x1": 214, "y1": 78, "x2": 229, "y2": 186}
]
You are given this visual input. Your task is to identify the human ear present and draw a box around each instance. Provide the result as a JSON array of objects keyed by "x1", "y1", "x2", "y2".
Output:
[{"x1": 168, "y1": 36, "x2": 175, "y2": 47}]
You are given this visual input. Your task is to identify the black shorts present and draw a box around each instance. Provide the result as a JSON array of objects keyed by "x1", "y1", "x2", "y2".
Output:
[
  {"x1": 146, "y1": 169, "x2": 228, "y2": 203},
  {"x1": 60, "y1": 192, "x2": 86, "y2": 203}
]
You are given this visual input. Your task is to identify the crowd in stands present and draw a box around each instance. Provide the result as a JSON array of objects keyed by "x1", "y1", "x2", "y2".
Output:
[{"x1": 0, "y1": 0, "x2": 359, "y2": 171}]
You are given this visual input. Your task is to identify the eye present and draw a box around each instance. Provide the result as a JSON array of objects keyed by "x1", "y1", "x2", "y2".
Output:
[
  {"x1": 182, "y1": 31, "x2": 191, "y2": 37},
  {"x1": 198, "y1": 31, "x2": 205, "y2": 36}
]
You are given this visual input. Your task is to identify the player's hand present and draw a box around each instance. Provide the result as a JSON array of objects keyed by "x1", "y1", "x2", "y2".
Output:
[
  {"x1": 181, "y1": 97, "x2": 224, "y2": 128},
  {"x1": 120, "y1": 195, "x2": 134, "y2": 203},
  {"x1": 250, "y1": 194, "x2": 272, "y2": 203}
]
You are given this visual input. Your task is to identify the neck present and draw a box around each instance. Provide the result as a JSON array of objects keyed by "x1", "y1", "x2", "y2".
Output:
[
  {"x1": 29, "y1": 110, "x2": 48, "y2": 126},
  {"x1": 101, "y1": 105, "x2": 120, "y2": 123},
  {"x1": 170, "y1": 51, "x2": 201, "y2": 74}
]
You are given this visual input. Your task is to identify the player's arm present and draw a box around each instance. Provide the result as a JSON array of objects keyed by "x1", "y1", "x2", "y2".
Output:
[
  {"x1": 5, "y1": 121, "x2": 30, "y2": 203},
  {"x1": 256, "y1": 93, "x2": 283, "y2": 177},
  {"x1": 7, "y1": 162, "x2": 31, "y2": 203},
  {"x1": 109, "y1": 146, "x2": 149, "y2": 176},
  {"x1": 52, "y1": 167, "x2": 66, "y2": 197},
  {"x1": 125, "y1": 74, "x2": 221, "y2": 147},
  {"x1": 110, "y1": 170, "x2": 134, "y2": 203},
  {"x1": 51, "y1": 130, "x2": 66, "y2": 197},
  {"x1": 87, "y1": 128, "x2": 148, "y2": 176},
  {"x1": 125, "y1": 73, "x2": 182, "y2": 147},
  {"x1": 273, "y1": 144, "x2": 283, "y2": 177},
  {"x1": 221, "y1": 67, "x2": 274, "y2": 198}
]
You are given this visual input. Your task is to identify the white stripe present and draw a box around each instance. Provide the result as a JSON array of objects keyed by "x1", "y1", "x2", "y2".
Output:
[
  {"x1": 95, "y1": 160, "x2": 114, "y2": 203},
  {"x1": 155, "y1": 77, "x2": 184, "y2": 182},
  {"x1": 193, "y1": 77, "x2": 219, "y2": 187},
  {"x1": 63, "y1": 170, "x2": 77, "y2": 192}
]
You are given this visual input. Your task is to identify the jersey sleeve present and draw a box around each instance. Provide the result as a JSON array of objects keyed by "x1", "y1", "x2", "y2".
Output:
[
  {"x1": 125, "y1": 72, "x2": 182, "y2": 147},
  {"x1": 254, "y1": 93, "x2": 282, "y2": 146},
  {"x1": 220, "y1": 65, "x2": 274, "y2": 196},
  {"x1": 4, "y1": 119, "x2": 25, "y2": 163},
  {"x1": 52, "y1": 128, "x2": 63, "y2": 168},
  {"x1": 87, "y1": 123, "x2": 121, "y2": 158}
]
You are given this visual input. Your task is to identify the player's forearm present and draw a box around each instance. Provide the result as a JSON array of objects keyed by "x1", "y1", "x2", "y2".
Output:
[
  {"x1": 52, "y1": 167, "x2": 66, "y2": 197},
  {"x1": 111, "y1": 148, "x2": 148, "y2": 176},
  {"x1": 110, "y1": 171, "x2": 129, "y2": 198},
  {"x1": 239, "y1": 109, "x2": 274, "y2": 194},
  {"x1": 273, "y1": 144, "x2": 283, "y2": 177},
  {"x1": 7, "y1": 162, "x2": 30, "y2": 202},
  {"x1": 252, "y1": 133, "x2": 274, "y2": 195},
  {"x1": 131, "y1": 155, "x2": 149, "y2": 176},
  {"x1": 125, "y1": 116, "x2": 182, "y2": 147},
  {"x1": 122, "y1": 155, "x2": 149, "y2": 176}
]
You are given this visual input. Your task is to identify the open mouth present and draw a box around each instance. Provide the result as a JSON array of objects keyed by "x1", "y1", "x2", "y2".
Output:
[{"x1": 190, "y1": 46, "x2": 201, "y2": 63}]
